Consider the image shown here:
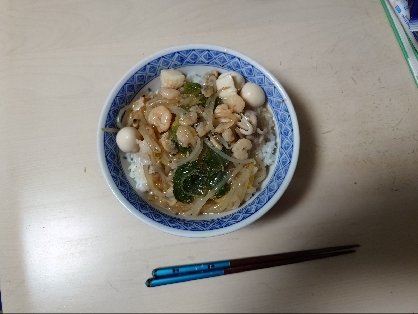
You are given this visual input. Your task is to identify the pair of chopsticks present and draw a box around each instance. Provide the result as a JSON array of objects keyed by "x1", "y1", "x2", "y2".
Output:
[{"x1": 145, "y1": 244, "x2": 360, "y2": 287}]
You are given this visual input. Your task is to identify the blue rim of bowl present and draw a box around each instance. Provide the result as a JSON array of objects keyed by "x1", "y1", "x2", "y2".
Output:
[{"x1": 97, "y1": 44, "x2": 299, "y2": 237}]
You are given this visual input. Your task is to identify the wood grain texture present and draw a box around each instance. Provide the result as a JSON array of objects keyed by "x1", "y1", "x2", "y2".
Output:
[{"x1": 0, "y1": 0, "x2": 417, "y2": 312}]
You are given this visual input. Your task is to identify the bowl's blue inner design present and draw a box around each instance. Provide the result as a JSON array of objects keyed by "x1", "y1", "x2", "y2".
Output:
[{"x1": 103, "y1": 49, "x2": 294, "y2": 231}]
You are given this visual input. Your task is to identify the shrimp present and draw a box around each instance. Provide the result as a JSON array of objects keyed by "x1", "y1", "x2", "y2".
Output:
[
  {"x1": 214, "y1": 104, "x2": 237, "y2": 133},
  {"x1": 232, "y1": 138, "x2": 252, "y2": 160},
  {"x1": 224, "y1": 94, "x2": 245, "y2": 113},
  {"x1": 214, "y1": 104, "x2": 233, "y2": 118},
  {"x1": 222, "y1": 128, "x2": 235, "y2": 143},
  {"x1": 176, "y1": 125, "x2": 197, "y2": 148},
  {"x1": 147, "y1": 105, "x2": 172, "y2": 133}
]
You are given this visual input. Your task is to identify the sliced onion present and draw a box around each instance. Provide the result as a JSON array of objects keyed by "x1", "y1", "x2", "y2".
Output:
[
  {"x1": 204, "y1": 138, "x2": 254, "y2": 165},
  {"x1": 232, "y1": 196, "x2": 241, "y2": 209},
  {"x1": 146, "y1": 97, "x2": 173, "y2": 107},
  {"x1": 166, "y1": 105, "x2": 187, "y2": 116},
  {"x1": 175, "y1": 137, "x2": 202, "y2": 167},
  {"x1": 149, "y1": 153, "x2": 169, "y2": 182},
  {"x1": 233, "y1": 168, "x2": 251, "y2": 204},
  {"x1": 184, "y1": 176, "x2": 227, "y2": 216},
  {"x1": 201, "y1": 164, "x2": 247, "y2": 214},
  {"x1": 160, "y1": 149, "x2": 177, "y2": 169},
  {"x1": 203, "y1": 95, "x2": 216, "y2": 132},
  {"x1": 137, "y1": 113, "x2": 161, "y2": 153},
  {"x1": 201, "y1": 202, "x2": 223, "y2": 214},
  {"x1": 179, "y1": 95, "x2": 201, "y2": 108},
  {"x1": 227, "y1": 163, "x2": 244, "y2": 183},
  {"x1": 116, "y1": 104, "x2": 132, "y2": 128},
  {"x1": 155, "y1": 164, "x2": 169, "y2": 182},
  {"x1": 253, "y1": 157, "x2": 266, "y2": 186},
  {"x1": 184, "y1": 190, "x2": 216, "y2": 216},
  {"x1": 125, "y1": 113, "x2": 135, "y2": 128},
  {"x1": 214, "y1": 134, "x2": 232, "y2": 149},
  {"x1": 143, "y1": 165, "x2": 166, "y2": 199},
  {"x1": 167, "y1": 170, "x2": 175, "y2": 181},
  {"x1": 131, "y1": 99, "x2": 144, "y2": 111}
]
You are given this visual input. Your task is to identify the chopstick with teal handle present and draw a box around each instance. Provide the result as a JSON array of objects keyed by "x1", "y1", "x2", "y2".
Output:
[
  {"x1": 146, "y1": 244, "x2": 359, "y2": 287},
  {"x1": 151, "y1": 260, "x2": 231, "y2": 277}
]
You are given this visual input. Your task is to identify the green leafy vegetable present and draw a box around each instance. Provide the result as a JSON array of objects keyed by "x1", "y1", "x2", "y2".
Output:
[
  {"x1": 203, "y1": 144, "x2": 229, "y2": 170},
  {"x1": 173, "y1": 159, "x2": 207, "y2": 203},
  {"x1": 183, "y1": 81, "x2": 208, "y2": 107},
  {"x1": 173, "y1": 145, "x2": 231, "y2": 203},
  {"x1": 183, "y1": 82, "x2": 201, "y2": 96},
  {"x1": 167, "y1": 118, "x2": 179, "y2": 140}
]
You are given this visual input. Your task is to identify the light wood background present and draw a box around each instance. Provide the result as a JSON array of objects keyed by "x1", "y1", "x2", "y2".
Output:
[{"x1": 1, "y1": 0, "x2": 417, "y2": 312}]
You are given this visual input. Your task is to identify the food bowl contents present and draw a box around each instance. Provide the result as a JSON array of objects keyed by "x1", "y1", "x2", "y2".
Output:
[
  {"x1": 116, "y1": 126, "x2": 142, "y2": 153},
  {"x1": 110, "y1": 69, "x2": 277, "y2": 216},
  {"x1": 240, "y1": 82, "x2": 266, "y2": 108}
]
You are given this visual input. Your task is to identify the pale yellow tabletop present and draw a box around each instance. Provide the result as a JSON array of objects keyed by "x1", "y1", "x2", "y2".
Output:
[{"x1": 1, "y1": 0, "x2": 418, "y2": 312}]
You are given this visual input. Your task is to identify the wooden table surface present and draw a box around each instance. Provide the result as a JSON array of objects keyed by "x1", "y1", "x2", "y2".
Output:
[{"x1": 1, "y1": 0, "x2": 417, "y2": 312}]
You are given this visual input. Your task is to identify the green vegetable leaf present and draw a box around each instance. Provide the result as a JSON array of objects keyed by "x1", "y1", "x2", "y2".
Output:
[
  {"x1": 168, "y1": 117, "x2": 180, "y2": 141},
  {"x1": 183, "y1": 82, "x2": 208, "y2": 107},
  {"x1": 183, "y1": 82, "x2": 201, "y2": 97},
  {"x1": 172, "y1": 143, "x2": 231, "y2": 204},
  {"x1": 204, "y1": 145, "x2": 230, "y2": 170},
  {"x1": 173, "y1": 159, "x2": 207, "y2": 203}
]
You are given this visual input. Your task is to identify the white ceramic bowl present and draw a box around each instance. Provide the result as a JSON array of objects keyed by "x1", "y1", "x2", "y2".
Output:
[{"x1": 97, "y1": 44, "x2": 299, "y2": 237}]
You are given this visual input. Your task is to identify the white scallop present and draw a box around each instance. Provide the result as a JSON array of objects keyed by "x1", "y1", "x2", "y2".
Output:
[
  {"x1": 116, "y1": 127, "x2": 141, "y2": 153},
  {"x1": 160, "y1": 69, "x2": 185, "y2": 89},
  {"x1": 215, "y1": 74, "x2": 237, "y2": 99},
  {"x1": 239, "y1": 82, "x2": 266, "y2": 108},
  {"x1": 218, "y1": 71, "x2": 245, "y2": 91}
]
